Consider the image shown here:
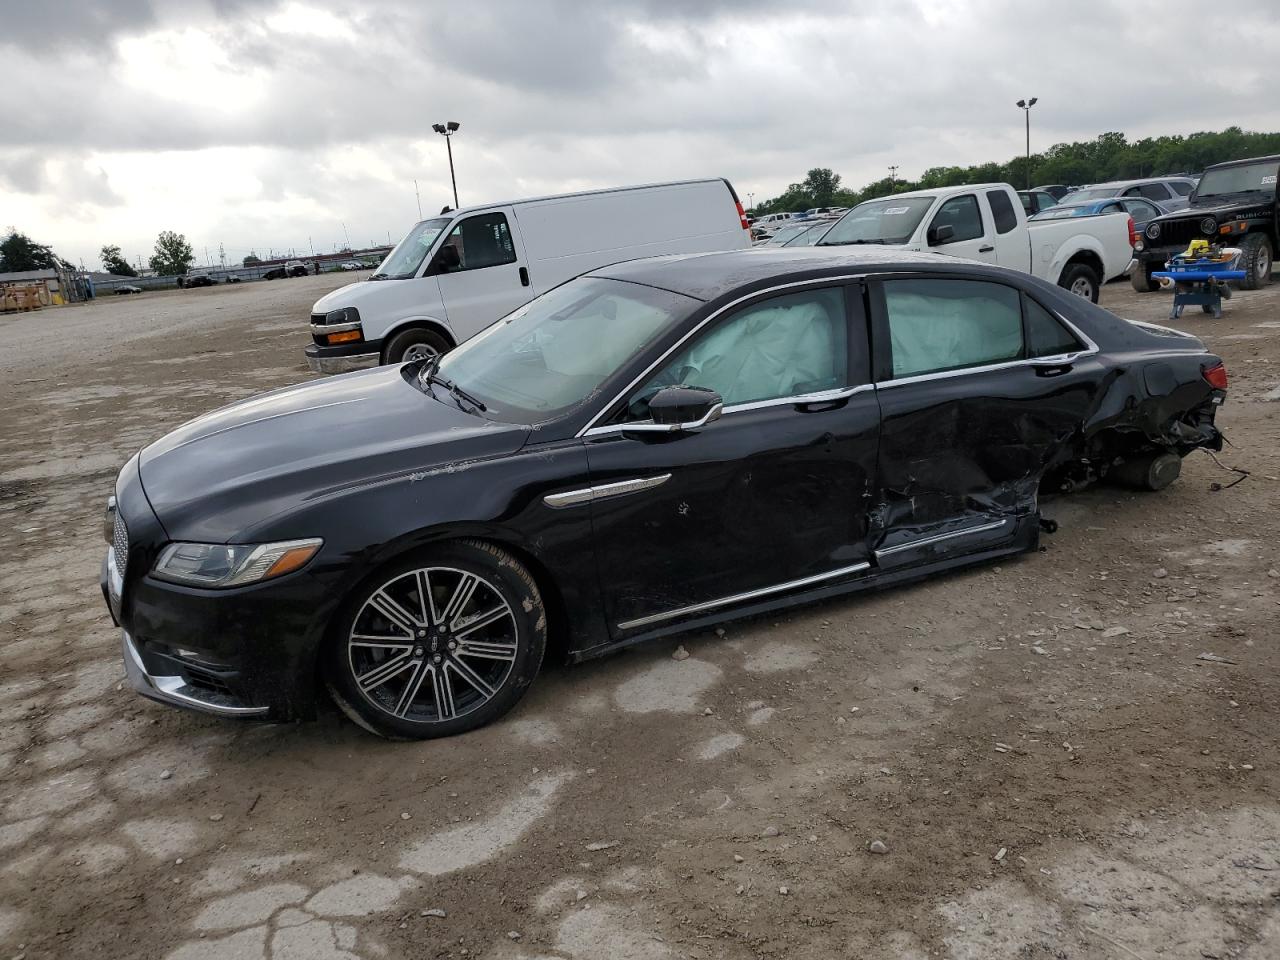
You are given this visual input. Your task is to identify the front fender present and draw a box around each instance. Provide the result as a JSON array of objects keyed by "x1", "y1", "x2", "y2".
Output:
[{"x1": 383, "y1": 315, "x2": 457, "y2": 349}]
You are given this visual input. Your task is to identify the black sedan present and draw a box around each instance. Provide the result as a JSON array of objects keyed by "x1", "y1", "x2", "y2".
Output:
[{"x1": 102, "y1": 249, "x2": 1228, "y2": 738}]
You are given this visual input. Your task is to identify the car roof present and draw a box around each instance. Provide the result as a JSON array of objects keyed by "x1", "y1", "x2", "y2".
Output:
[
  {"x1": 589, "y1": 247, "x2": 994, "y2": 301},
  {"x1": 1075, "y1": 176, "x2": 1193, "y2": 190}
]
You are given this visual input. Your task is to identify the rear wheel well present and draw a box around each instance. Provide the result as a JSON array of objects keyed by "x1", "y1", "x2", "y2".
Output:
[{"x1": 1059, "y1": 250, "x2": 1104, "y2": 283}]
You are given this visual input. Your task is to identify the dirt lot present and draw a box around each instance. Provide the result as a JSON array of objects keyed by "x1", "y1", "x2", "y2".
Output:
[{"x1": 1, "y1": 273, "x2": 1278, "y2": 960}]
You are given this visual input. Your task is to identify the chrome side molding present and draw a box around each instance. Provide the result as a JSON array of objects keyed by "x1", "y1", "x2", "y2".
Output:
[
  {"x1": 544, "y1": 473, "x2": 673, "y2": 509},
  {"x1": 618, "y1": 560, "x2": 871, "y2": 631},
  {"x1": 874, "y1": 518, "x2": 1009, "y2": 559}
]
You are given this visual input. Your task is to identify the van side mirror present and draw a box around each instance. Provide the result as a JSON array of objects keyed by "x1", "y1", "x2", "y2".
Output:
[
  {"x1": 927, "y1": 224, "x2": 955, "y2": 245},
  {"x1": 624, "y1": 386, "x2": 723, "y2": 436},
  {"x1": 431, "y1": 245, "x2": 461, "y2": 274}
]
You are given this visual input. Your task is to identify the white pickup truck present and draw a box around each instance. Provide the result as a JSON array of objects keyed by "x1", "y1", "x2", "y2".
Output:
[{"x1": 815, "y1": 183, "x2": 1135, "y2": 302}]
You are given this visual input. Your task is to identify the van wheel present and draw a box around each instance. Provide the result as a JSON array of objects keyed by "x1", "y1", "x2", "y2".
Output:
[
  {"x1": 384, "y1": 327, "x2": 451, "y2": 365},
  {"x1": 325, "y1": 540, "x2": 547, "y2": 740},
  {"x1": 1237, "y1": 234, "x2": 1273, "y2": 291},
  {"x1": 1060, "y1": 263, "x2": 1101, "y2": 303}
]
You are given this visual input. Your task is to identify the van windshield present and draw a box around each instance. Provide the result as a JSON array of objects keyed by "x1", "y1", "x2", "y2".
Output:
[
  {"x1": 428, "y1": 277, "x2": 698, "y2": 425},
  {"x1": 818, "y1": 196, "x2": 934, "y2": 245},
  {"x1": 373, "y1": 218, "x2": 452, "y2": 279}
]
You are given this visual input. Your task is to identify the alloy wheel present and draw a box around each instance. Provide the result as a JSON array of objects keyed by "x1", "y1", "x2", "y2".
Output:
[
  {"x1": 402, "y1": 343, "x2": 439, "y2": 363},
  {"x1": 1069, "y1": 276, "x2": 1094, "y2": 299},
  {"x1": 347, "y1": 566, "x2": 518, "y2": 723}
]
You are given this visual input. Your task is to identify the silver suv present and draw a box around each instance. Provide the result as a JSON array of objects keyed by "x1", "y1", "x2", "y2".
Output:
[{"x1": 1059, "y1": 177, "x2": 1197, "y2": 212}]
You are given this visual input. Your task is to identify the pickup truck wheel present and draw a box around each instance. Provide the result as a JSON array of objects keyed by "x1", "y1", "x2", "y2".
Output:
[
  {"x1": 1237, "y1": 234, "x2": 1273, "y2": 290},
  {"x1": 384, "y1": 327, "x2": 451, "y2": 365},
  {"x1": 1130, "y1": 266, "x2": 1158, "y2": 293},
  {"x1": 1060, "y1": 263, "x2": 1101, "y2": 303}
]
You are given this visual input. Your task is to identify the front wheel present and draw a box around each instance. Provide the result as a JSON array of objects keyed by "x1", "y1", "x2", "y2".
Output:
[
  {"x1": 1130, "y1": 265, "x2": 1158, "y2": 293},
  {"x1": 383, "y1": 326, "x2": 452, "y2": 365},
  {"x1": 1059, "y1": 263, "x2": 1101, "y2": 303},
  {"x1": 325, "y1": 540, "x2": 547, "y2": 739},
  {"x1": 1237, "y1": 233, "x2": 1273, "y2": 291}
]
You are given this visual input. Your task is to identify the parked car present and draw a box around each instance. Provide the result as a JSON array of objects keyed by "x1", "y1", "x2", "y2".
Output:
[
  {"x1": 114, "y1": 284, "x2": 143, "y2": 295},
  {"x1": 752, "y1": 212, "x2": 795, "y2": 230},
  {"x1": 101, "y1": 248, "x2": 1228, "y2": 738},
  {"x1": 306, "y1": 178, "x2": 753, "y2": 372},
  {"x1": 1131, "y1": 154, "x2": 1278, "y2": 292},
  {"x1": 1032, "y1": 184, "x2": 1072, "y2": 201},
  {"x1": 262, "y1": 267, "x2": 288, "y2": 280},
  {"x1": 286, "y1": 260, "x2": 310, "y2": 278},
  {"x1": 1059, "y1": 177, "x2": 1196, "y2": 212},
  {"x1": 339, "y1": 261, "x2": 367, "y2": 271},
  {"x1": 816, "y1": 183, "x2": 1135, "y2": 301},
  {"x1": 1030, "y1": 197, "x2": 1168, "y2": 236},
  {"x1": 1017, "y1": 190, "x2": 1059, "y2": 216},
  {"x1": 181, "y1": 274, "x2": 215, "y2": 288}
]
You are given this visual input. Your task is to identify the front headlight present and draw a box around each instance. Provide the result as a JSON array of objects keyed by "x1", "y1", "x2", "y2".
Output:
[
  {"x1": 324, "y1": 306, "x2": 360, "y2": 325},
  {"x1": 153, "y1": 538, "x2": 322, "y2": 588}
]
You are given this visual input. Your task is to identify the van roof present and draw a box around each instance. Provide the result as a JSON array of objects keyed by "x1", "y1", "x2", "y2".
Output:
[
  {"x1": 857, "y1": 183, "x2": 1010, "y2": 202},
  {"x1": 423, "y1": 178, "x2": 733, "y2": 222}
]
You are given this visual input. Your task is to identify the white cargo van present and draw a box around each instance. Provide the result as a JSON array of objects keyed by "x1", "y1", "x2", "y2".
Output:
[{"x1": 305, "y1": 178, "x2": 751, "y2": 372}]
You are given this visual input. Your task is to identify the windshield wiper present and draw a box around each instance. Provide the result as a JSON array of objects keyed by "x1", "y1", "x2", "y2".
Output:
[
  {"x1": 819, "y1": 238, "x2": 887, "y2": 246},
  {"x1": 429, "y1": 372, "x2": 487, "y2": 414}
]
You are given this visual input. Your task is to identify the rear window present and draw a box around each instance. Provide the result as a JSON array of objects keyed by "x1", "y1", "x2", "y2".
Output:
[{"x1": 1169, "y1": 181, "x2": 1193, "y2": 196}]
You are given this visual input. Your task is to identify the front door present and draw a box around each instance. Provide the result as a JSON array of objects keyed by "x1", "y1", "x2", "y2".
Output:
[
  {"x1": 581, "y1": 284, "x2": 881, "y2": 636},
  {"x1": 867, "y1": 275, "x2": 1105, "y2": 567},
  {"x1": 429, "y1": 208, "x2": 533, "y2": 344},
  {"x1": 928, "y1": 193, "x2": 998, "y2": 264}
]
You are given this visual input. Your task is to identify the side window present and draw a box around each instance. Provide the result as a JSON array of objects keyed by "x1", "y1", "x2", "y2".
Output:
[
  {"x1": 438, "y1": 212, "x2": 516, "y2": 272},
  {"x1": 631, "y1": 288, "x2": 848, "y2": 411},
  {"x1": 1169, "y1": 181, "x2": 1193, "y2": 197},
  {"x1": 1019, "y1": 193, "x2": 1034, "y2": 214},
  {"x1": 883, "y1": 279, "x2": 1023, "y2": 377},
  {"x1": 1122, "y1": 199, "x2": 1157, "y2": 220},
  {"x1": 929, "y1": 195, "x2": 983, "y2": 244},
  {"x1": 987, "y1": 190, "x2": 1019, "y2": 234},
  {"x1": 1139, "y1": 183, "x2": 1170, "y2": 201},
  {"x1": 1024, "y1": 296, "x2": 1083, "y2": 357}
]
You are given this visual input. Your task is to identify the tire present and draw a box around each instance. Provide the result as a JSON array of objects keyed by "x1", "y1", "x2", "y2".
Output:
[
  {"x1": 383, "y1": 326, "x2": 452, "y2": 365},
  {"x1": 1111, "y1": 452, "x2": 1181, "y2": 492},
  {"x1": 1237, "y1": 233, "x2": 1273, "y2": 291},
  {"x1": 324, "y1": 540, "x2": 547, "y2": 740},
  {"x1": 1059, "y1": 263, "x2": 1101, "y2": 303},
  {"x1": 1130, "y1": 266, "x2": 1158, "y2": 293}
]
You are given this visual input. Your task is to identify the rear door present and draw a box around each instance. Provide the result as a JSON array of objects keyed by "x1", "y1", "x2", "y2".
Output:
[
  {"x1": 581, "y1": 283, "x2": 880, "y2": 636},
  {"x1": 428, "y1": 208, "x2": 534, "y2": 343},
  {"x1": 866, "y1": 274, "x2": 1105, "y2": 568},
  {"x1": 926, "y1": 193, "x2": 998, "y2": 263}
]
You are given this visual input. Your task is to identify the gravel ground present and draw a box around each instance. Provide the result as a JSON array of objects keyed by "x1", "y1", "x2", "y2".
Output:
[{"x1": 1, "y1": 272, "x2": 1278, "y2": 960}]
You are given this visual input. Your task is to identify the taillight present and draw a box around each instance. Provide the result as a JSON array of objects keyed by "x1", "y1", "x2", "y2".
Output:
[
  {"x1": 1127, "y1": 216, "x2": 1137, "y2": 248},
  {"x1": 735, "y1": 201, "x2": 750, "y2": 231},
  {"x1": 1202, "y1": 361, "x2": 1228, "y2": 390}
]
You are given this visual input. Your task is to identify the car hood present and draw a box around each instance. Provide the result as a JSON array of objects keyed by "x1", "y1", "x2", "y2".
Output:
[
  {"x1": 1177, "y1": 199, "x2": 1275, "y2": 219},
  {"x1": 311, "y1": 279, "x2": 402, "y2": 315},
  {"x1": 138, "y1": 364, "x2": 529, "y2": 542}
]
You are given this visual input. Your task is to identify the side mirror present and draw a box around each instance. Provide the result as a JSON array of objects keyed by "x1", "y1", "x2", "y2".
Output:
[
  {"x1": 431, "y1": 245, "x2": 461, "y2": 274},
  {"x1": 624, "y1": 386, "x2": 723, "y2": 436},
  {"x1": 927, "y1": 223, "x2": 955, "y2": 245}
]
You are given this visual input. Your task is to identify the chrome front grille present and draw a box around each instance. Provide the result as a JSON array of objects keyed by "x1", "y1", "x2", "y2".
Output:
[{"x1": 113, "y1": 511, "x2": 129, "y2": 579}]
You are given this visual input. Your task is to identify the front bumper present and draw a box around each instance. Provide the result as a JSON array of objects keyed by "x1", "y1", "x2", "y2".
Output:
[
  {"x1": 304, "y1": 339, "x2": 382, "y2": 375},
  {"x1": 122, "y1": 629, "x2": 270, "y2": 718}
]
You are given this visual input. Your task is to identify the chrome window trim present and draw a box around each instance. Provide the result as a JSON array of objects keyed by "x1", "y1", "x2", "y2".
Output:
[
  {"x1": 874, "y1": 518, "x2": 1009, "y2": 559},
  {"x1": 543, "y1": 473, "x2": 672, "y2": 509},
  {"x1": 620, "y1": 402, "x2": 723, "y2": 434},
  {"x1": 618, "y1": 560, "x2": 871, "y2": 631},
  {"x1": 576, "y1": 274, "x2": 870, "y2": 439}
]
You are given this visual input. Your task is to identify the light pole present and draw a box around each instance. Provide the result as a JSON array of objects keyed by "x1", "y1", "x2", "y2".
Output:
[
  {"x1": 888, "y1": 165, "x2": 898, "y2": 187},
  {"x1": 1016, "y1": 97, "x2": 1038, "y2": 189},
  {"x1": 431, "y1": 121, "x2": 461, "y2": 209}
]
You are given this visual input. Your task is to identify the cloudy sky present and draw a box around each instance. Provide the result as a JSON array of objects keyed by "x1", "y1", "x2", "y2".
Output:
[{"x1": 4, "y1": 0, "x2": 1279, "y2": 270}]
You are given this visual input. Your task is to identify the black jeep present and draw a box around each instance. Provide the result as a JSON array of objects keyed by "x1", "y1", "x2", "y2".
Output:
[{"x1": 1131, "y1": 154, "x2": 1277, "y2": 292}]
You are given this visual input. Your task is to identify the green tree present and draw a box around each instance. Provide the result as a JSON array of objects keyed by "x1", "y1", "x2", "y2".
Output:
[
  {"x1": 801, "y1": 168, "x2": 842, "y2": 207},
  {"x1": 100, "y1": 244, "x2": 138, "y2": 277},
  {"x1": 149, "y1": 230, "x2": 195, "y2": 276},
  {"x1": 0, "y1": 229, "x2": 72, "y2": 272}
]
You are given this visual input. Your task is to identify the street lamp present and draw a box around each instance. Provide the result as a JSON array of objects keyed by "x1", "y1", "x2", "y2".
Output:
[
  {"x1": 431, "y1": 121, "x2": 461, "y2": 209},
  {"x1": 1015, "y1": 97, "x2": 1038, "y2": 189}
]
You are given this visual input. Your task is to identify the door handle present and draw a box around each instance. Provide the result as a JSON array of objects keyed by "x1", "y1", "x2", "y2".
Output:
[
  {"x1": 1032, "y1": 362, "x2": 1072, "y2": 377},
  {"x1": 519, "y1": 266, "x2": 530, "y2": 287},
  {"x1": 978, "y1": 245, "x2": 995, "y2": 253}
]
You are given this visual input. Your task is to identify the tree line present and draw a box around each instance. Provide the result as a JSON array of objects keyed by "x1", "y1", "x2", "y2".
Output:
[
  {"x1": 0, "y1": 229, "x2": 195, "y2": 278},
  {"x1": 751, "y1": 126, "x2": 1280, "y2": 215}
]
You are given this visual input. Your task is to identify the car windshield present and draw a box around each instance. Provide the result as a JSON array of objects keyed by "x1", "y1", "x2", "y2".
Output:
[
  {"x1": 764, "y1": 222, "x2": 816, "y2": 244},
  {"x1": 429, "y1": 277, "x2": 699, "y2": 424},
  {"x1": 1060, "y1": 187, "x2": 1121, "y2": 202},
  {"x1": 374, "y1": 217, "x2": 452, "y2": 279},
  {"x1": 1195, "y1": 161, "x2": 1279, "y2": 198},
  {"x1": 817, "y1": 196, "x2": 934, "y2": 245},
  {"x1": 782, "y1": 223, "x2": 829, "y2": 246},
  {"x1": 1029, "y1": 204, "x2": 1094, "y2": 220}
]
